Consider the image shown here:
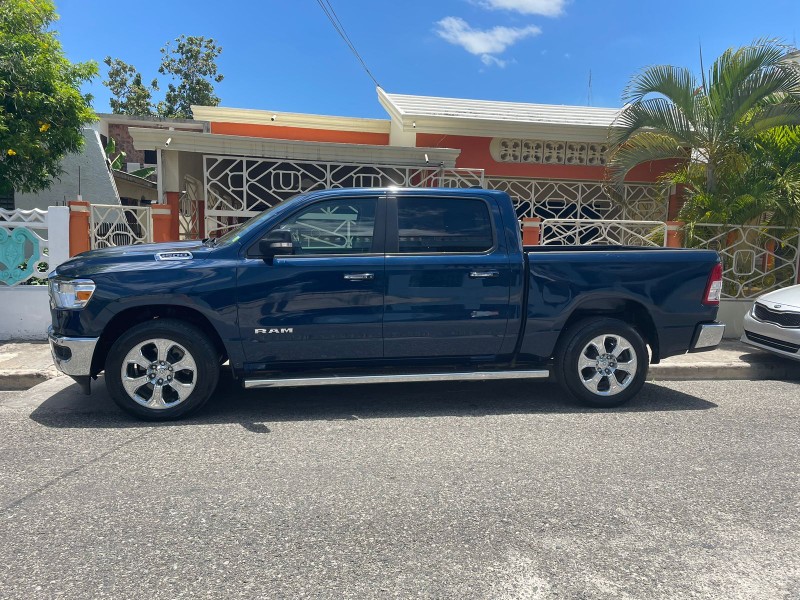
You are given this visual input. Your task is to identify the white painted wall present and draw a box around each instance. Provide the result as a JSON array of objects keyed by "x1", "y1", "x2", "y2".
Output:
[
  {"x1": 46, "y1": 206, "x2": 70, "y2": 271},
  {"x1": 718, "y1": 299, "x2": 754, "y2": 338},
  {"x1": 14, "y1": 129, "x2": 120, "y2": 210},
  {"x1": 0, "y1": 286, "x2": 51, "y2": 340}
]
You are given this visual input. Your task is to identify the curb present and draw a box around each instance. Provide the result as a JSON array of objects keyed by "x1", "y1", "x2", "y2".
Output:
[
  {"x1": 1, "y1": 361, "x2": 799, "y2": 391},
  {"x1": 0, "y1": 370, "x2": 60, "y2": 391},
  {"x1": 649, "y1": 361, "x2": 800, "y2": 382}
]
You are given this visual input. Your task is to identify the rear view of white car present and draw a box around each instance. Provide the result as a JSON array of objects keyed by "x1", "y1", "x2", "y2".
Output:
[{"x1": 742, "y1": 284, "x2": 800, "y2": 361}]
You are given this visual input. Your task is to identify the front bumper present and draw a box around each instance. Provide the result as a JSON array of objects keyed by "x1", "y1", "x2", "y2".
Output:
[
  {"x1": 741, "y1": 310, "x2": 800, "y2": 361},
  {"x1": 48, "y1": 326, "x2": 99, "y2": 377},
  {"x1": 690, "y1": 322, "x2": 725, "y2": 351}
]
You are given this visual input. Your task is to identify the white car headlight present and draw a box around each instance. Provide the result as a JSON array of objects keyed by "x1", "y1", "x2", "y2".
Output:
[{"x1": 49, "y1": 278, "x2": 96, "y2": 309}]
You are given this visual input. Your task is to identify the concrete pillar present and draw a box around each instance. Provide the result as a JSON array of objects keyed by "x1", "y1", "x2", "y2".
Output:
[
  {"x1": 68, "y1": 201, "x2": 91, "y2": 256},
  {"x1": 151, "y1": 205, "x2": 174, "y2": 243},
  {"x1": 522, "y1": 218, "x2": 541, "y2": 246},
  {"x1": 46, "y1": 206, "x2": 70, "y2": 268},
  {"x1": 667, "y1": 184, "x2": 686, "y2": 220},
  {"x1": 666, "y1": 221, "x2": 684, "y2": 248}
]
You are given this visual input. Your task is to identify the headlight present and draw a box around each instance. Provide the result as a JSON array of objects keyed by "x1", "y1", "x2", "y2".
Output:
[{"x1": 49, "y1": 278, "x2": 96, "y2": 309}]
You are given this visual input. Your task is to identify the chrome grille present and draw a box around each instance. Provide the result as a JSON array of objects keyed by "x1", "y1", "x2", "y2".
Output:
[
  {"x1": 744, "y1": 330, "x2": 800, "y2": 353},
  {"x1": 754, "y1": 303, "x2": 800, "y2": 328}
]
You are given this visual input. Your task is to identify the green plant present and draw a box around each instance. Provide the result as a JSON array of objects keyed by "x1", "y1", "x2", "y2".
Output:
[
  {"x1": 0, "y1": 0, "x2": 97, "y2": 193},
  {"x1": 104, "y1": 137, "x2": 155, "y2": 178},
  {"x1": 608, "y1": 39, "x2": 800, "y2": 227}
]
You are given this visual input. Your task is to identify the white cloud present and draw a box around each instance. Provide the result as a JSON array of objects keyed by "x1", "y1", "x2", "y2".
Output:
[
  {"x1": 481, "y1": 54, "x2": 507, "y2": 67},
  {"x1": 475, "y1": 0, "x2": 567, "y2": 17},
  {"x1": 435, "y1": 17, "x2": 541, "y2": 66}
]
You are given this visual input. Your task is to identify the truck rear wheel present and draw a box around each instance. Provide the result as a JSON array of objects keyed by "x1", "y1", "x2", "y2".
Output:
[
  {"x1": 106, "y1": 319, "x2": 220, "y2": 420},
  {"x1": 556, "y1": 318, "x2": 648, "y2": 408}
]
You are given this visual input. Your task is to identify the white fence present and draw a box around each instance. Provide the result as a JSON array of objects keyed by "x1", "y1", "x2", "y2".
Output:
[
  {"x1": 485, "y1": 176, "x2": 669, "y2": 222},
  {"x1": 684, "y1": 224, "x2": 800, "y2": 299},
  {"x1": 0, "y1": 206, "x2": 70, "y2": 340},
  {"x1": 203, "y1": 155, "x2": 484, "y2": 237},
  {"x1": 90, "y1": 204, "x2": 152, "y2": 248},
  {"x1": 539, "y1": 219, "x2": 667, "y2": 247}
]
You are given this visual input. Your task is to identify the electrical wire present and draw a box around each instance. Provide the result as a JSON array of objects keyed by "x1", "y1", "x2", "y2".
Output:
[{"x1": 314, "y1": 0, "x2": 381, "y2": 88}]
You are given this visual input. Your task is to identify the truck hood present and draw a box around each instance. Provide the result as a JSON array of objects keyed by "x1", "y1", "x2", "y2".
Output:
[
  {"x1": 54, "y1": 240, "x2": 212, "y2": 278},
  {"x1": 756, "y1": 284, "x2": 800, "y2": 310}
]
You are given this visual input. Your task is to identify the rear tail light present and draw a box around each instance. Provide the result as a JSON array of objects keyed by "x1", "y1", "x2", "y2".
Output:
[{"x1": 703, "y1": 263, "x2": 723, "y2": 305}]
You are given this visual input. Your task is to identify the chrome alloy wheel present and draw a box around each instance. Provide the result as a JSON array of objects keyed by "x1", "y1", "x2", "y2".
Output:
[
  {"x1": 120, "y1": 338, "x2": 197, "y2": 409},
  {"x1": 577, "y1": 333, "x2": 638, "y2": 397}
]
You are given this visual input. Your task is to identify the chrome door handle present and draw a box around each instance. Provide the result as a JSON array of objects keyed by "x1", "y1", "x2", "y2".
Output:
[
  {"x1": 344, "y1": 272, "x2": 375, "y2": 281},
  {"x1": 469, "y1": 270, "x2": 499, "y2": 279}
]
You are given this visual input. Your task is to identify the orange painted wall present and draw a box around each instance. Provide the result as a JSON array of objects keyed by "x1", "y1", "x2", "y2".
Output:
[
  {"x1": 165, "y1": 192, "x2": 181, "y2": 241},
  {"x1": 415, "y1": 133, "x2": 679, "y2": 183},
  {"x1": 210, "y1": 122, "x2": 389, "y2": 146}
]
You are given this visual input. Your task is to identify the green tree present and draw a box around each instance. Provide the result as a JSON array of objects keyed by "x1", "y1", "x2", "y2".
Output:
[
  {"x1": 607, "y1": 39, "x2": 800, "y2": 225},
  {"x1": 676, "y1": 126, "x2": 800, "y2": 227},
  {"x1": 103, "y1": 57, "x2": 158, "y2": 116},
  {"x1": 158, "y1": 35, "x2": 224, "y2": 119},
  {"x1": 0, "y1": 0, "x2": 97, "y2": 194},
  {"x1": 103, "y1": 35, "x2": 223, "y2": 119}
]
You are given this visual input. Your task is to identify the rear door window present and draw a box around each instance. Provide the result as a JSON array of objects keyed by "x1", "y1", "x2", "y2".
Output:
[{"x1": 396, "y1": 197, "x2": 493, "y2": 254}]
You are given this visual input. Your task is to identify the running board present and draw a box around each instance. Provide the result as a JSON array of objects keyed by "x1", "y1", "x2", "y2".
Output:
[{"x1": 244, "y1": 369, "x2": 550, "y2": 389}]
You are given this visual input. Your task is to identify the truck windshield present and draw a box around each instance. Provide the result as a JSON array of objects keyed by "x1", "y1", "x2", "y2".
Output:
[{"x1": 212, "y1": 202, "x2": 286, "y2": 247}]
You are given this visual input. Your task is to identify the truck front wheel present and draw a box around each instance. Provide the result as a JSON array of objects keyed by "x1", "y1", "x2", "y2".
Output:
[
  {"x1": 106, "y1": 319, "x2": 220, "y2": 420},
  {"x1": 556, "y1": 318, "x2": 648, "y2": 408}
]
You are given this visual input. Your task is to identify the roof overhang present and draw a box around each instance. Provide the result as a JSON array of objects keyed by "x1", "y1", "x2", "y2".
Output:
[
  {"x1": 191, "y1": 105, "x2": 391, "y2": 135},
  {"x1": 129, "y1": 128, "x2": 460, "y2": 167},
  {"x1": 377, "y1": 88, "x2": 618, "y2": 142},
  {"x1": 112, "y1": 169, "x2": 157, "y2": 189},
  {"x1": 98, "y1": 113, "x2": 207, "y2": 131}
]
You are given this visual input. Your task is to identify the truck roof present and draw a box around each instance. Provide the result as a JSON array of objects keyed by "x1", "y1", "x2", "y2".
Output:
[{"x1": 301, "y1": 187, "x2": 510, "y2": 202}]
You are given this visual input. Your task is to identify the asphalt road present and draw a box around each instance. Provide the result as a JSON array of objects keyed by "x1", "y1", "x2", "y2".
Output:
[{"x1": 0, "y1": 374, "x2": 798, "y2": 599}]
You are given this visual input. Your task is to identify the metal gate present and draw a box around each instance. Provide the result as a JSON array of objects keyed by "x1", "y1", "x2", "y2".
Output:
[
  {"x1": 179, "y1": 175, "x2": 203, "y2": 240},
  {"x1": 89, "y1": 204, "x2": 151, "y2": 248}
]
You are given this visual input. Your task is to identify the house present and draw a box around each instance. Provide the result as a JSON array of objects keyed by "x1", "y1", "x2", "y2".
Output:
[
  {"x1": 126, "y1": 88, "x2": 680, "y2": 240},
  {"x1": 2, "y1": 115, "x2": 205, "y2": 212}
]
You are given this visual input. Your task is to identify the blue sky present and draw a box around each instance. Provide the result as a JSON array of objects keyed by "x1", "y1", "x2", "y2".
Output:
[{"x1": 56, "y1": 0, "x2": 800, "y2": 119}]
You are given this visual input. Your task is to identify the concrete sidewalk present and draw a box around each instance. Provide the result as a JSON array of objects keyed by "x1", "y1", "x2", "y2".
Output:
[
  {"x1": 0, "y1": 342, "x2": 59, "y2": 390},
  {"x1": 1, "y1": 339, "x2": 798, "y2": 392}
]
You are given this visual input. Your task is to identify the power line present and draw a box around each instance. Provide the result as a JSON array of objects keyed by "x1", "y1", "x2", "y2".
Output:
[{"x1": 314, "y1": 0, "x2": 381, "y2": 88}]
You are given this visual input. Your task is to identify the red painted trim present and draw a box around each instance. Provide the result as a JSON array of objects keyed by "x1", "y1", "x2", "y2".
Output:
[{"x1": 210, "y1": 122, "x2": 390, "y2": 145}]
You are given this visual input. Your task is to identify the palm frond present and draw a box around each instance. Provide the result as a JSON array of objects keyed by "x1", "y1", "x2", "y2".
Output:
[
  {"x1": 607, "y1": 132, "x2": 689, "y2": 190},
  {"x1": 739, "y1": 102, "x2": 800, "y2": 137},
  {"x1": 622, "y1": 65, "x2": 698, "y2": 125},
  {"x1": 729, "y1": 63, "x2": 800, "y2": 125},
  {"x1": 706, "y1": 41, "x2": 787, "y2": 127},
  {"x1": 610, "y1": 97, "x2": 696, "y2": 146}
]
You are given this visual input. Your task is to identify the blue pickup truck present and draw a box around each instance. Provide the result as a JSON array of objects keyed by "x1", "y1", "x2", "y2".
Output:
[{"x1": 47, "y1": 188, "x2": 724, "y2": 420}]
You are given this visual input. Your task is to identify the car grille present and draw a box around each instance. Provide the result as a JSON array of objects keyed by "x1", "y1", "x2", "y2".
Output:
[
  {"x1": 753, "y1": 303, "x2": 800, "y2": 328},
  {"x1": 744, "y1": 330, "x2": 800, "y2": 354}
]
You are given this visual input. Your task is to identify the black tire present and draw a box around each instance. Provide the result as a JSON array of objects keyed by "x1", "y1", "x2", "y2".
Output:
[
  {"x1": 105, "y1": 319, "x2": 220, "y2": 420},
  {"x1": 556, "y1": 317, "x2": 648, "y2": 408}
]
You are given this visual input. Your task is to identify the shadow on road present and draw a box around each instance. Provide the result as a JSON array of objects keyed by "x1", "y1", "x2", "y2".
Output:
[{"x1": 26, "y1": 368, "x2": 718, "y2": 430}]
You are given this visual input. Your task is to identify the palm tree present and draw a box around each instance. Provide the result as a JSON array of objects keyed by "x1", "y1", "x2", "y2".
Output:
[{"x1": 608, "y1": 39, "x2": 800, "y2": 226}]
